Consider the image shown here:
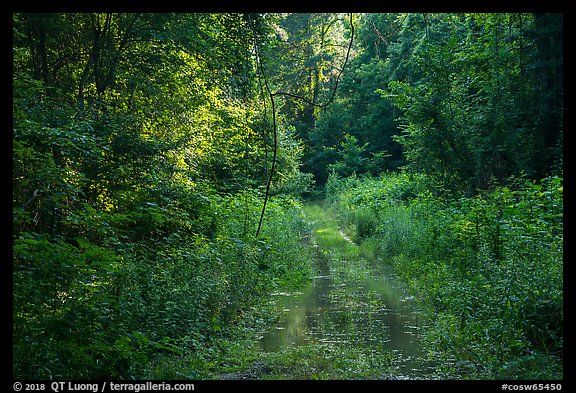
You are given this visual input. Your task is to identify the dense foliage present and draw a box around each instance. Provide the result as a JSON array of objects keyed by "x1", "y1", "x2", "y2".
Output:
[
  {"x1": 13, "y1": 12, "x2": 562, "y2": 380},
  {"x1": 316, "y1": 14, "x2": 563, "y2": 378},
  {"x1": 326, "y1": 172, "x2": 563, "y2": 378},
  {"x1": 13, "y1": 13, "x2": 313, "y2": 379},
  {"x1": 298, "y1": 12, "x2": 563, "y2": 379},
  {"x1": 308, "y1": 13, "x2": 563, "y2": 190}
]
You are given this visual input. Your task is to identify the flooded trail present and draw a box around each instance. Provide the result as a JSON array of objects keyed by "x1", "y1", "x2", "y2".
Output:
[{"x1": 256, "y1": 202, "x2": 436, "y2": 379}]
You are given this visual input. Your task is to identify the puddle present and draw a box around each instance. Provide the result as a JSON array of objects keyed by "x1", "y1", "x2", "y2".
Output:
[{"x1": 258, "y1": 235, "x2": 436, "y2": 378}]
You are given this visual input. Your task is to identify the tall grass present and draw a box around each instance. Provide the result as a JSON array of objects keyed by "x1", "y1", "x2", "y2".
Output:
[{"x1": 325, "y1": 172, "x2": 563, "y2": 379}]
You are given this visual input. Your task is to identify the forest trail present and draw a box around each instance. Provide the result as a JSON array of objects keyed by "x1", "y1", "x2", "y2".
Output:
[
  {"x1": 220, "y1": 201, "x2": 435, "y2": 380},
  {"x1": 13, "y1": 13, "x2": 563, "y2": 380}
]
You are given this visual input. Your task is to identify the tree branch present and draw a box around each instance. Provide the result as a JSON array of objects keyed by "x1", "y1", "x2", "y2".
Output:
[{"x1": 251, "y1": 13, "x2": 354, "y2": 237}]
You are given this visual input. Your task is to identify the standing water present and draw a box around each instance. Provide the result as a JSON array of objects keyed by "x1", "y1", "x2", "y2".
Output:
[{"x1": 258, "y1": 203, "x2": 436, "y2": 379}]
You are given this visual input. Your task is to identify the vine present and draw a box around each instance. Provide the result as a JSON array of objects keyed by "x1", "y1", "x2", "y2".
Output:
[{"x1": 249, "y1": 13, "x2": 355, "y2": 237}]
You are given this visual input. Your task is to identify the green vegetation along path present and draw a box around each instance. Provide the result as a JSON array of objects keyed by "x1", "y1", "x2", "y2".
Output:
[{"x1": 218, "y1": 201, "x2": 436, "y2": 380}]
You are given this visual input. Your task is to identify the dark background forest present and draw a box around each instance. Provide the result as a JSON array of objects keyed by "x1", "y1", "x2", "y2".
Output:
[{"x1": 12, "y1": 12, "x2": 563, "y2": 380}]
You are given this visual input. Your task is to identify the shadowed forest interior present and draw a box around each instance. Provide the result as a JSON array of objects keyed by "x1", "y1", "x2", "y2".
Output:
[{"x1": 12, "y1": 12, "x2": 563, "y2": 380}]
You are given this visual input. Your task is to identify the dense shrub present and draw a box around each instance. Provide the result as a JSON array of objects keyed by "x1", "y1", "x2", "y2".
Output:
[
  {"x1": 326, "y1": 173, "x2": 563, "y2": 379},
  {"x1": 13, "y1": 190, "x2": 313, "y2": 379}
]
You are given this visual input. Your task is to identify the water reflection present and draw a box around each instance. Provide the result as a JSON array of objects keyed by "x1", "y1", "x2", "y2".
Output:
[{"x1": 259, "y1": 257, "x2": 432, "y2": 377}]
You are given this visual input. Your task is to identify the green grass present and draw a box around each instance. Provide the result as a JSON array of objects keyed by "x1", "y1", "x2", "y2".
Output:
[
  {"x1": 189, "y1": 201, "x2": 403, "y2": 380},
  {"x1": 325, "y1": 174, "x2": 564, "y2": 380},
  {"x1": 304, "y1": 201, "x2": 356, "y2": 255},
  {"x1": 256, "y1": 343, "x2": 395, "y2": 380},
  {"x1": 144, "y1": 200, "x2": 430, "y2": 381}
]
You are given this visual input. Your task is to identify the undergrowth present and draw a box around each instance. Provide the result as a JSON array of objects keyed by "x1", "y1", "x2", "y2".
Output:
[
  {"x1": 13, "y1": 193, "x2": 314, "y2": 379},
  {"x1": 325, "y1": 171, "x2": 563, "y2": 380}
]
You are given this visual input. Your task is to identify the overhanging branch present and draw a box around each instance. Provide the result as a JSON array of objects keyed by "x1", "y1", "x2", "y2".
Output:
[{"x1": 250, "y1": 13, "x2": 355, "y2": 237}]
